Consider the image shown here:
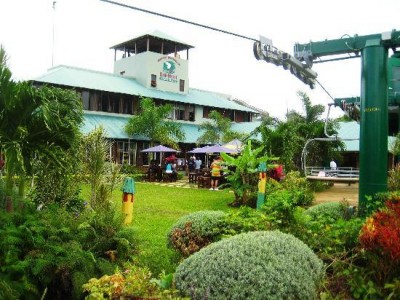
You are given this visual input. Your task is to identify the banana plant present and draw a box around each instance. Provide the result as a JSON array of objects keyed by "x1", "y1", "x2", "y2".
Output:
[{"x1": 221, "y1": 140, "x2": 278, "y2": 206}]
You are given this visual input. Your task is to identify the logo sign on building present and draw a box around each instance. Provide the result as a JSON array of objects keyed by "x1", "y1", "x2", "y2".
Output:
[{"x1": 158, "y1": 56, "x2": 179, "y2": 83}]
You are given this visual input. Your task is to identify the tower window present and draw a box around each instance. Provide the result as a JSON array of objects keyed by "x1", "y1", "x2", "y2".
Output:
[
  {"x1": 180, "y1": 79, "x2": 185, "y2": 92},
  {"x1": 151, "y1": 74, "x2": 157, "y2": 87}
]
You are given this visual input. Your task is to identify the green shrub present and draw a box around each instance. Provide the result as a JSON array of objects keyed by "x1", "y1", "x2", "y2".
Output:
[
  {"x1": 388, "y1": 164, "x2": 400, "y2": 191},
  {"x1": 167, "y1": 210, "x2": 226, "y2": 257},
  {"x1": 82, "y1": 263, "x2": 184, "y2": 299},
  {"x1": 309, "y1": 180, "x2": 332, "y2": 192},
  {"x1": 263, "y1": 189, "x2": 299, "y2": 227},
  {"x1": 0, "y1": 203, "x2": 135, "y2": 299},
  {"x1": 175, "y1": 231, "x2": 325, "y2": 299},
  {"x1": 222, "y1": 206, "x2": 271, "y2": 236},
  {"x1": 281, "y1": 170, "x2": 314, "y2": 206},
  {"x1": 305, "y1": 201, "x2": 354, "y2": 222}
]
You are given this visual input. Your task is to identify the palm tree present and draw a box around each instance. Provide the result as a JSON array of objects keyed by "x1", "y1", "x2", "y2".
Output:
[
  {"x1": 125, "y1": 97, "x2": 184, "y2": 148},
  {"x1": 197, "y1": 110, "x2": 245, "y2": 144},
  {"x1": 0, "y1": 47, "x2": 83, "y2": 202}
]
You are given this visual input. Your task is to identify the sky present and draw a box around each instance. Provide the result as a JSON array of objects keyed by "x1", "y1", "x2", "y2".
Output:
[{"x1": 1, "y1": 0, "x2": 399, "y2": 120}]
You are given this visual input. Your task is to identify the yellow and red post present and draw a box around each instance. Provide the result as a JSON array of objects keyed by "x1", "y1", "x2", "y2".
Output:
[
  {"x1": 257, "y1": 162, "x2": 267, "y2": 209},
  {"x1": 121, "y1": 177, "x2": 135, "y2": 225}
]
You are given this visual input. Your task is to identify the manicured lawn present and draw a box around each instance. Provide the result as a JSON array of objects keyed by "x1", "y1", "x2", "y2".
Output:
[{"x1": 83, "y1": 182, "x2": 236, "y2": 275}]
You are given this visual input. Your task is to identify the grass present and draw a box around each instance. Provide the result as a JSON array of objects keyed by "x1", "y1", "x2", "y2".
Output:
[{"x1": 82, "y1": 181, "x2": 235, "y2": 275}]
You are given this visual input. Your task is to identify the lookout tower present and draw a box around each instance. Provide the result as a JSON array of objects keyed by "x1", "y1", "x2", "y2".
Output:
[{"x1": 110, "y1": 30, "x2": 194, "y2": 94}]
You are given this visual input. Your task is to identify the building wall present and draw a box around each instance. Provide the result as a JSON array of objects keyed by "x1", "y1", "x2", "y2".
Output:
[{"x1": 113, "y1": 51, "x2": 189, "y2": 94}]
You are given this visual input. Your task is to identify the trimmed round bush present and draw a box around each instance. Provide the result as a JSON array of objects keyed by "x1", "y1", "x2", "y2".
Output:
[
  {"x1": 305, "y1": 202, "x2": 349, "y2": 221},
  {"x1": 167, "y1": 210, "x2": 227, "y2": 257},
  {"x1": 175, "y1": 231, "x2": 325, "y2": 299}
]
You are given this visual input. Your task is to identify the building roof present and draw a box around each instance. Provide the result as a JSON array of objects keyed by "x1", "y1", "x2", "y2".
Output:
[
  {"x1": 34, "y1": 65, "x2": 257, "y2": 113},
  {"x1": 336, "y1": 121, "x2": 395, "y2": 152},
  {"x1": 81, "y1": 111, "x2": 261, "y2": 144},
  {"x1": 110, "y1": 30, "x2": 194, "y2": 54}
]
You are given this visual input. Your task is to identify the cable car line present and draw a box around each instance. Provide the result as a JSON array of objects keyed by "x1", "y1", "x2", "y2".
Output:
[{"x1": 100, "y1": 0, "x2": 258, "y2": 42}]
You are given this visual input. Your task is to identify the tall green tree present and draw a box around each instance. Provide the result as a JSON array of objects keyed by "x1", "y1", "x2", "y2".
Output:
[
  {"x1": 197, "y1": 110, "x2": 246, "y2": 144},
  {"x1": 0, "y1": 46, "x2": 83, "y2": 199},
  {"x1": 125, "y1": 97, "x2": 184, "y2": 148},
  {"x1": 252, "y1": 91, "x2": 343, "y2": 171}
]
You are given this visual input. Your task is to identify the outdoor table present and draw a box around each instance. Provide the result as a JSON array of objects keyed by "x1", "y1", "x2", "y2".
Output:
[
  {"x1": 189, "y1": 172, "x2": 199, "y2": 183},
  {"x1": 163, "y1": 172, "x2": 177, "y2": 182}
]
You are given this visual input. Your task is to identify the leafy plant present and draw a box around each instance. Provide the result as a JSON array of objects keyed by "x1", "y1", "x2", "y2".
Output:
[
  {"x1": 197, "y1": 110, "x2": 245, "y2": 144},
  {"x1": 82, "y1": 263, "x2": 184, "y2": 299},
  {"x1": 305, "y1": 201, "x2": 354, "y2": 222},
  {"x1": 125, "y1": 97, "x2": 184, "y2": 148},
  {"x1": 281, "y1": 170, "x2": 314, "y2": 206},
  {"x1": 221, "y1": 140, "x2": 277, "y2": 206},
  {"x1": 388, "y1": 164, "x2": 400, "y2": 191},
  {"x1": 0, "y1": 201, "x2": 135, "y2": 299},
  {"x1": 0, "y1": 51, "x2": 83, "y2": 201},
  {"x1": 359, "y1": 199, "x2": 400, "y2": 263},
  {"x1": 167, "y1": 210, "x2": 226, "y2": 257},
  {"x1": 222, "y1": 206, "x2": 270, "y2": 236},
  {"x1": 175, "y1": 231, "x2": 325, "y2": 299}
]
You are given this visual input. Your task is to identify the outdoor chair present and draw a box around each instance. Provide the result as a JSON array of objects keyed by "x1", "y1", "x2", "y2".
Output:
[{"x1": 197, "y1": 169, "x2": 211, "y2": 189}]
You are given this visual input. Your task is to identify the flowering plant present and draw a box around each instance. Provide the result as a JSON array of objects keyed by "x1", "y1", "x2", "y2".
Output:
[{"x1": 359, "y1": 197, "x2": 400, "y2": 262}]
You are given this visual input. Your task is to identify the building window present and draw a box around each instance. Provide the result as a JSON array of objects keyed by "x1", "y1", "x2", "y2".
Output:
[
  {"x1": 186, "y1": 104, "x2": 195, "y2": 121},
  {"x1": 175, "y1": 104, "x2": 185, "y2": 120},
  {"x1": 122, "y1": 96, "x2": 133, "y2": 114},
  {"x1": 89, "y1": 92, "x2": 101, "y2": 111},
  {"x1": 203, "y1": 106, "x2": 209, "y2": 118},
  {"x1": 235, "y1": 111, "x2": 245, "y2": 122},
  {"x1": 180, "y1": 79, "x2": 185, "y2": 92},
  {"x1": 151, "y1": 74, "x2": 157, "y2": 87},
  {"x1": 81, "y1": 91, "x2": 90, "y2": 110},
  {"x1": 107, "y1": 93, "x2": 120, "y2": 113},
  {"x1": 117, "y1": 140, "x2": 137, "y2": 165}
]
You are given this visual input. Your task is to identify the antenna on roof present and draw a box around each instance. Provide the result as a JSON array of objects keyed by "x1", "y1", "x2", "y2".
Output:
[{"x1": 52, "y1": 1, "x2": 57, "y2": 67}]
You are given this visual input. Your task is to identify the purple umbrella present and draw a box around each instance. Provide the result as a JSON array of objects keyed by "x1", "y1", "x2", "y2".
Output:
[
  {"x1": 205, "y1": 144, "x2": 239, "y2": 154},
  {"x1": 140, "y1": 145, "x2": 178, "y2": 153},
  {"x1": 141, "y1": 145, "x2": 178, "y2": 165},
  {"x1": 187, "y1": 145, "x2": 211, "y2": 154}
]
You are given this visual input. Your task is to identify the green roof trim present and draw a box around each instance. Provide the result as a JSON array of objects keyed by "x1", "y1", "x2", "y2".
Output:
[
  {"x1": 34, "y1": 65, "x2": 257, "y2": 113},
  {"x1": 81, "y1": 112, "x2": 261, "y2": 143},
  {"x1": 336, "y1": 121, "x2": 395, "y2": 152}
]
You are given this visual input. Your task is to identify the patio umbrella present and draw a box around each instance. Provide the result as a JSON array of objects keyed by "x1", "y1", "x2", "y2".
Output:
[
  {"x1": 222, "y1": 138, "x2": 243, "y2": 152},
  {"x1": 141, "y1": 145, "x2": 178, "y2": 164},
  {"x1": 187, "y1": 145, "x2": 211, "y2": 154},
  {"x1": 140, "y1": 145, "x2": 178, "y2": 153},
  {"x1": 205, "y1": 144, "x2": 239, "y2": 154}
]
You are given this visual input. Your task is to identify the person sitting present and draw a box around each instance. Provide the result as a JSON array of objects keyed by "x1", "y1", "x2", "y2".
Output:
[
  {"x1": 165, "y1": 162, "x2": 173, "y2": 173},
  {"x1": 165, "y1": 162, "x2": 177, "y2": 181}
]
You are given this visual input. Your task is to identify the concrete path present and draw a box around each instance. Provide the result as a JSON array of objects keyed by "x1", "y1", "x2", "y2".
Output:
[{"x1": 314, "y1": 183, "x2": 359, "y2": 207}]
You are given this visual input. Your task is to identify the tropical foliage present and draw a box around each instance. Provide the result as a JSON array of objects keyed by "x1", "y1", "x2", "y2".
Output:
[
  {"x1": 249, "y1": 91, "x2": 343, "y2": 171},
  {"x1": 80, "y1": 127, "x2": 122, "y2": 209},
  {"x1": 125, "y1": 97, "x2": 184, "y2": 148},
  {"x1": 221, "y1": 140, "x2": 277, "y2": 206},
  {"x1": 0, "y1": 46, "x2": 83, "y2": 200},
  {"x1": 197, "y1": 110, "x2": 246, "y2": 144}
]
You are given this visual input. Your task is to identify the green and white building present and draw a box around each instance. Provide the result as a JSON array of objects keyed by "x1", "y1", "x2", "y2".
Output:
[{"x1": 34, "y1": 31, "x2": 263, "y2": 166}]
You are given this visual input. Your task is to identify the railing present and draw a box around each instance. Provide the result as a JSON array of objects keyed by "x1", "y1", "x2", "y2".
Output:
[{"x1": 305, "y1": 166, "x2": 359, "y2": 180}]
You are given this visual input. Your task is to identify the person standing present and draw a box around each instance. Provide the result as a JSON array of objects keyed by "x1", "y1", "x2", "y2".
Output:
[
  {"x1": 210, "y1": 156, "x2": 222, "y2": 190},
  {"x1": 195, "y1": 157, "x2": 202, "y2": 172}
]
